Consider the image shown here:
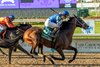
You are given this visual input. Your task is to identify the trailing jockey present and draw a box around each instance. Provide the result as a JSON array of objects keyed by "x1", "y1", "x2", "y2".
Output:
[{"x1": 0, "y1": 15, "x2": 15, "y2": 39}]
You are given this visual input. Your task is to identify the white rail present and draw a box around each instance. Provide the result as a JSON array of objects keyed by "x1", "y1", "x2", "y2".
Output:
[
  {"x1": 13, "y1": 19, "x2": 46, "y2": 22},
  {"x1": 13, "y1": 19, "x2": 100, "y2": 22},
  {"x1": 73, "y1": 34, "x2": 100, "y2": 36}
]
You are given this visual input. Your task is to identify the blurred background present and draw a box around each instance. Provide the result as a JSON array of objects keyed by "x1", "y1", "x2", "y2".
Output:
[{"x1": 0, "y1": 0, "x2": 100, "y2": 35}]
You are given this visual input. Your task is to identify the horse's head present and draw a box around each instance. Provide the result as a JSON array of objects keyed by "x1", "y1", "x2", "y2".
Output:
[
  {"x1": 17, "y1": 23, "x2": 32, "y2": 31},
  {"x1": 74, "y1": 16, "x2": 89, "y2": 29}
]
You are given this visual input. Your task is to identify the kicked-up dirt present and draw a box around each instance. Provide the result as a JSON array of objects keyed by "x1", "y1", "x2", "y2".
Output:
[{"x1": 0, "y1": 49, "x2": 100, "y2": 67}]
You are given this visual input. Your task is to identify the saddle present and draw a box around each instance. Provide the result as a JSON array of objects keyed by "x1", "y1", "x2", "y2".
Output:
[
  {"x1": 41, "y1": 27, "x2": 58, "y2": 41},
  {"x1": 41, "y1": 28, "x2": 59, "y2": 50},
  {"x1": 41, "y1": 30, "x2": 52, "y2": 41}
]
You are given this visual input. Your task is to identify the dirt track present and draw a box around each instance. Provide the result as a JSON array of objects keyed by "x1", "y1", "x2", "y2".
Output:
[{"x1": 0, "y1": 50, "x2": 100, "y2": 67}]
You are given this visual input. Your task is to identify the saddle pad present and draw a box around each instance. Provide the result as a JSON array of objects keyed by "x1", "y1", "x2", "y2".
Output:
[{"x1": 41, "y1": 31, "x2": 52, "y2": 41}]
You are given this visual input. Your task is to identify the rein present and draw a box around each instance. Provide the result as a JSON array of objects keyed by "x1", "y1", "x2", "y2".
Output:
[
  {"x1": 74, "y1": 17, "x2": 85, "y2": 28},
  {"x1": 17, "y1": 28, "x2": 25, "y2": 33}
]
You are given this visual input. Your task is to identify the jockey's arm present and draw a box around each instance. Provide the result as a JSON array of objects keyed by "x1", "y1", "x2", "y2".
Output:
[
  {"x1": 5, "y1": 17, "x2": 15, "y2": 28},
  {"x1": 56, "y1": 16, "x2": 62, "y2": 27}
]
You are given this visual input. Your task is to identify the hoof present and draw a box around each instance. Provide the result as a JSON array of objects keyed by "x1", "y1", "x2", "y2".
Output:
[
  {"x1": 31, "y1": 55, "x2": 34, "y2": 58},
  {"x1": 2, "y1": 52, "x2": 8, "y2": 56},
  {"x1": 43, "y1": 55, "x2": 46, "y2": 62},
  {"x1": 68, "y1": 60, "x2": 73, "y2": 63},
  {"x1": 50, "y1": 54, "x2": 54, "y2": 58},
  {"x1": 34, "y1": 52, "x2": 38, "y2": 56}
]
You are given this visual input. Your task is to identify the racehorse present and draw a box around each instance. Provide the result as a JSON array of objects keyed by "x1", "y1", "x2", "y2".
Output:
[
  {"x1": 2, "y1": 23, "x2": 32, "y2": 39},
  {"x1": 0, "y1": 23, "x2": 33, "y2": 64},
  {"x1": 0, "y1": 34, "x2": 22, "y2": 64},
  {"x1": 23, "y1": 16, "x2": 89, "y2": 64}
]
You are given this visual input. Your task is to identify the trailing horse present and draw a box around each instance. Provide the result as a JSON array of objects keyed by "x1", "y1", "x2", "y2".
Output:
[
  {"x1": 23, "y1": 16, "x2": 89, "y2": 64},
  {"x1": 0, "y1": 23, "x2": 33, "y2": 64}
]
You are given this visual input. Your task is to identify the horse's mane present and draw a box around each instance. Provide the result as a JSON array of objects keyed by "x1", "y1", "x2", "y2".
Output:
[
  {"x1": 68, "y1": 17, "x2": 75, "y2": 22},
  {"x1": 60, "y1": 17, "x2": 75, "y2": 30},
  {"x1": 17, "y1": 23, "x2": 31, "y2": 27},
  {"x1": 6, "y1": 27, "x2": 17, "y2": 30},
  {"x1": 6, "y1": 23, "x2": 31, "y2": 31}
]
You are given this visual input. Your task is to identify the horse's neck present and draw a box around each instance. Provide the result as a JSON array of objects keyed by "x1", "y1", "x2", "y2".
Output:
[
  {"x1": 63, "y1": 17, "x2": 76, "y2": 42},
  {"x1": 66, "y1": 17, "x2": 76, "y2": 30}
]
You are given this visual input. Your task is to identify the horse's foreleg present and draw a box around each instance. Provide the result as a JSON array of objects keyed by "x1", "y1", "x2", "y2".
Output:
[
  {"x1": 16, "y1": 44, "x2": 34, "y2": 58},
  {"x1": 50, "y1": 48, "x2": 65, "y2": 60},
  {"x1": 13, "y1": 47, "x2": 17, "y2": 52},
  {"x1": 9, "y1": 47, "x2": 13, "y2": 64},
  {"x1": 0, "y1": 48, "x2": 8, "y2": 56},
  {"x1": 13, "y1": 39, "x2": 24, "y2": 52},
  {"x1": 13, "y1": 44, "x2": 19, "y2": 52},
  {"x1": 67, "y1": 46, "x2": 78, "y2": 63}
]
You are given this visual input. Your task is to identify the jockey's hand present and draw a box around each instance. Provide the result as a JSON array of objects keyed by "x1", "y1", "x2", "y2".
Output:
[
  {"x1": 6, "y1": 27, "x2": 17, "y2": 30},
  {"x1": 53, "y1": 27, "x2": 59, "y2": 34}
]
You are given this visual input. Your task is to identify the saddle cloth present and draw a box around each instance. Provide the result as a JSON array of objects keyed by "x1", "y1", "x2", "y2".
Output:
[{"x1": 41, "y1": 30, "x2": 52, "y2": 41}]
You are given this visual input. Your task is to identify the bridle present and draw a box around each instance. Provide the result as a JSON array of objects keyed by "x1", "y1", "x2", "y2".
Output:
[
  {"x1": 17, "y1": 28, "x2": 25, "y2": 33},
  {"x1": 74, "y1": 15, "x2": 85, "y2": 27}
]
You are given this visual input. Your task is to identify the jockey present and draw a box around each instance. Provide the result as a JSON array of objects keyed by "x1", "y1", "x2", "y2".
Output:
[
  {"x1": 0, "y1": 15, "x2": 15, "y2": 38},
  {"x1": 44, "y1": 10, "x2": 69, "y2": 37}
]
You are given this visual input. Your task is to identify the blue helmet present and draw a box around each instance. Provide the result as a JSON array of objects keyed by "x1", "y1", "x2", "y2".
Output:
[
  {"x1": 8, "y1": 15, "x2": 15, "y2": 20},
  {"x1": 62, "y1": 10, "x2": 69, "y2": 16}
]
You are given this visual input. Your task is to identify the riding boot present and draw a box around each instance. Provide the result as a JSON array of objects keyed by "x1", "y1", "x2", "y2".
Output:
[
  {"x1": 50, "y1": 27, "x2": 59, "y2": 38},
  {"x1": 49, "y1": 32, "x2": 55, "y2": 38}
]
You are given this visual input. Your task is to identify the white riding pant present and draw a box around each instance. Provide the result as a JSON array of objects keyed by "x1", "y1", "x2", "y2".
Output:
[
  {"x1": 0, "y1": 24, "x2": 4, "y2": 33},
  {"x1": 45, "y1": 19, "x2": 59, "y2": 28}
]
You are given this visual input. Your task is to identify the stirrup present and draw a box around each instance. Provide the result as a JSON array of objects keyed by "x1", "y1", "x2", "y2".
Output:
[{"x1": 49, "y1": 33, "x2": 55, "y2": 38}]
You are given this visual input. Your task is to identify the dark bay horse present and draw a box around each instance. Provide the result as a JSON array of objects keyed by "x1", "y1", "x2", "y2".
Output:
[
  {"x1": 23, "y1": 16, "x2": 89, "y2": 64},
  {"x1": 0, "y1": 23, "x2": 33, "y2": 64},
  {"x1": 3, "y1": 23, "x2": 32, "y2": 39}
]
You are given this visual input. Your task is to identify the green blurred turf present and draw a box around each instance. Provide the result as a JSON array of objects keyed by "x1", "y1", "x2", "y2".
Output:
[
  {"x1": 89, "y1": 11, "x2": 100, "y2": 17},
  {"x1": 32, "y1": 21, "x2": 100, "y2": 34},
  {"x1": 15, "y1": 21, "x2": 100, "y2": 39},
  {"x1": 74, "y1": 22, "x2": 100, "y2": 34},
  {"x1": 95, "y1": 22, "x2": 100, "y2": 33}
]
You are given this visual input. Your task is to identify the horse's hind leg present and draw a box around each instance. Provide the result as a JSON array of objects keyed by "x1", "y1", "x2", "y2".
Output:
[
  {"x1": 30, "y1": 47, "x2": 37, "y2": 55},
  {"x1": 38, "y1": 43, "x2": 43, "y2": 54},
  {"x1": 67, "y1": 46, "x2": 78, "y2": 63},
  {"x1": 31, "y1": 46, "x2": 38, "y2": 56}
]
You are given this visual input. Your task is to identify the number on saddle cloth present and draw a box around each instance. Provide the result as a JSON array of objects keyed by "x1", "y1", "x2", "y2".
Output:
[
  {"x1": 42, "y1": 26, "x2": 54, "y2": 41},
  {"x1": 43, "y1": 26, "x2": 54, "y2": 35}
]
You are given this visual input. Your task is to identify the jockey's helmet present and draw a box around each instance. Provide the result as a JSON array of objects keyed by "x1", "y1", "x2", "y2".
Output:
[
  {"x1": 62, "y1": 10, "x2": 69, "y2": 16},
  {"x1": 8, "y1": 15, "x2": 15, "y2": 20}
]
